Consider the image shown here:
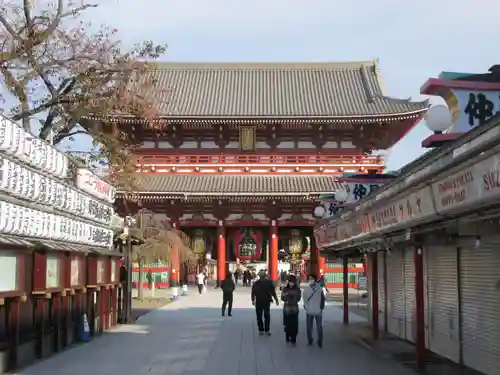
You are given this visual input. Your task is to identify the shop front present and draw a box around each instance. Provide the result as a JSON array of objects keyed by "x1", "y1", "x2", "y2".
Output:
[
  {"x1": 314, "y1": 115, "x2": 500, "y2": 375},
  {"x1": 0, "y1": 116, "x2": 122, "y2": 372}
]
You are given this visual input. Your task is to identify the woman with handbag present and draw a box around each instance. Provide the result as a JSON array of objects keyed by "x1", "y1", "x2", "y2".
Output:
[{"x1": 281, "y1": 274, "x2": 301, "y2": 345}]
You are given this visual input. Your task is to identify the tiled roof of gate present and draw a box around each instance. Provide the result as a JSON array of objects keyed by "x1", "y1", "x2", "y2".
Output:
[
  {"x1": 143, "y1": 61, "x2": 428, "y2": 117},
  {"x1": 132, "y1": 174, "x2": 342, "y2": 194}
]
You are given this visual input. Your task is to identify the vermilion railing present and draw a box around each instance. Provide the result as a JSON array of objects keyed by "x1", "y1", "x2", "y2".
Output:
[{"x1": 136, "y1": 154, "x2": 384, "y2": 165}]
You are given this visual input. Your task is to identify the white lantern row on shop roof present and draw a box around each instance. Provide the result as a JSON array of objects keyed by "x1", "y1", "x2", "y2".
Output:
[
  {"x1": 0, "y1": 201, "x2": 113, "y2": 247},
  {"x1": 0, "y1": 116, "x2": 68, "y2": 178},
  {"x1": 0, "y1": 157, "x2": 114, "y2": 225}
]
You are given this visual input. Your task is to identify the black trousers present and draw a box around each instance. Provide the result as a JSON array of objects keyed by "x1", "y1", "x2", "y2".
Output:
[
  {"x1": 222, "y1": 292, "x2": 233, "y2": 314},
  {"x1": 255, "y1": 302, "x2": 271, "y2": 332},
  {"x1": 283, "y1": 312, "x2": 299, "y2": 342},
  {"x1": 198, "y1": 284, "x2": 203, "y2": 294}
]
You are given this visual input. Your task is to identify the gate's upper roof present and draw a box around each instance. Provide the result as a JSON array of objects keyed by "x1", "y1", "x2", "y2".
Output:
[{"x1": 141, "y1": 61, "x2": 427, "y2": 118}]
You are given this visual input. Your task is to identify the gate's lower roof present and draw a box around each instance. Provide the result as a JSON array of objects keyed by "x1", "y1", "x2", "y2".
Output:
[{"x1": 126, "y1": 174, "x2": 342, "y2": 195}]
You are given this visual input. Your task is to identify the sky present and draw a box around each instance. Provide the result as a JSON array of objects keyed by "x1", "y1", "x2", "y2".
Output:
[{"x1": 47, "y1": 0, "x2": 500, "y2": 169}]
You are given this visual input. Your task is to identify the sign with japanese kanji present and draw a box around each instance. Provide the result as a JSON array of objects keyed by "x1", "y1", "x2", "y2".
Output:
[
  {"x1": 320, "y1": 182, "x2": 384, "y2": 218},
  {"x1": 445, "y1": 89, "x2": 500, "y2": 132}
]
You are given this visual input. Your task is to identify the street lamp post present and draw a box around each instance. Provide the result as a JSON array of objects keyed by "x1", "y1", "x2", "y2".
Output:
[{"x1": 123, "y1": 216, "x2": 136, "y2": 324}]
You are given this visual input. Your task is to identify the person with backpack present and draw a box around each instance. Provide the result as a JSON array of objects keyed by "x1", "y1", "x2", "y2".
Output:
[
  {"x1": 220, "y1": 274, "x2": 235, "y2": 316},
  {"x1": 303, "y1": 273, "x2": 326, "y2": 348},
  {"x1": 281, "y1": 274, "x2": 301, "y2": 345}
]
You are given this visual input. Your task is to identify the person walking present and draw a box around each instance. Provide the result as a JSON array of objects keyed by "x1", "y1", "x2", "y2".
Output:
[
  {"x1": 281, "y1": 274, "x2": 301, "y2": 345},
  {"x1": 303, "y1": 273, "x2": 326, "y2": 348},
  {"x1": 196, "y1": 271, "x2": 205, "y2": 295},
  {"x1": 242, "y1": 270, "x2": 249, "y2": 287},
  {"x1": 220, "y1": 274, "x2": 235, "y2": 316},
  {"x1": 251, "y1": 270, "x2": 279, "y2": 336}
]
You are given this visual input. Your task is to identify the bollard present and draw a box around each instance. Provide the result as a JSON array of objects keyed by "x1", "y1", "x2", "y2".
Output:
[
  {"x1": 171, "y1": 287, "x2": 179, "y2": 301},
  {"x1": 80, "y1": 313, "x2": 90, "y2": 342}
]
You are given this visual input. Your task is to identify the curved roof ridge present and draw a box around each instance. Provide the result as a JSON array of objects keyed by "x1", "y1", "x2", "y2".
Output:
[
  {"x1": 375, "y1": 94, "x2": 430, "y2": 106},
  {"x1": 150, "y1": 60, "x2": 378, "y2": 70}
]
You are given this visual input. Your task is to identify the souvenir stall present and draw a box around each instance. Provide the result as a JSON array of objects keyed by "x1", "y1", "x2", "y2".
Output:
[{"x1": 0, "y1": 116, "x2": 121, "y2": 371}]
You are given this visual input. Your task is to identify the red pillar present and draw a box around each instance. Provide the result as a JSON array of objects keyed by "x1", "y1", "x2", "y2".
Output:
[
  {"x1": 317, "y1": 252, "x2": 326, "y2": 277},
  {"x1": 343, "y1": 254, "x2": 349, "y2": 324},
  {"x1": 370, "y1": 252, "x2": 379, "y2": 340},
  {"x1": 171, "y1": 247, "x2": 180, "y2": 288},
  {"x1": 269, "y1": 222, "x2": 279, "y2": 283},
  {"x1": 414, "y1": 247, "x2": 426, "y2": 366},
  {"x1": 217, "y1": 226, "x2": 226, "y2": 283}
]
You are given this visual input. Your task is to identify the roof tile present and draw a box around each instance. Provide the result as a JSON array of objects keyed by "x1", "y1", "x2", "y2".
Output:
[
  {"x1": 144, "y1": 61, "x2": 427, "y2": 118},
  {"x1": 133, "y1": 174, "x2": 340, "y2": 194}
]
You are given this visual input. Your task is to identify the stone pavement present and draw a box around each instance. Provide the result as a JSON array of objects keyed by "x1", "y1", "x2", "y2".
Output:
[{"x1": 14, "y1": 287, "x2": 417, "y2": 375}]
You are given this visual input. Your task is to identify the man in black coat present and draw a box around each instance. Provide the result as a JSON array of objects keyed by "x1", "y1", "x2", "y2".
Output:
[
  {"x1": 221, "y1": 274, "x2": 235, "y2": 316},
  {"x1": 251, "y1": 270, "x2": 279, "y2": 335}
]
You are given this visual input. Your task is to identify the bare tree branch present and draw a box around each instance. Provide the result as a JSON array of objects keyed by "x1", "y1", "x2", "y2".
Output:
[{"x1": 0, "y1": 0, "x2": 167, "y2": 186}]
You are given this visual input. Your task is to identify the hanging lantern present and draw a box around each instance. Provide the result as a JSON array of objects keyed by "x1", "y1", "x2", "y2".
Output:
[
  {"x1": 289, "y1": 229, "x2": 304, "y2": 263},
  {"x1": 233, "y1": 227, "x2": 262, "y2": 260},
  {"x1": 191, "y1": 229, "x2": 206, "y2": 260}
]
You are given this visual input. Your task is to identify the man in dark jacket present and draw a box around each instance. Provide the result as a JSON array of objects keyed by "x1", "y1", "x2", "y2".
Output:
[
  {"x1": 251, "y1": 270, "x2": 279, "y2": 335},
  {"x1": 221, "y1": 274, "x2": 235, "y2": 316}
]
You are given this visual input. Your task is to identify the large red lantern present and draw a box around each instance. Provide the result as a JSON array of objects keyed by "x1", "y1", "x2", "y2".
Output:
[{"x1": 233, "y1": 228, "x2": 262, "y2": 261}]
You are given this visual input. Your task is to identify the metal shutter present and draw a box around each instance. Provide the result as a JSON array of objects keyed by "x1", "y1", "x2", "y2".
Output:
[
  {"x1": 386, "y1": 248, "x2": 405, "y2": 339},
  {"x1": 459, "y1": 238, "x2": 500, "y2": 375},
  {"x1": 377, "y1": 251, "x2": 386, "y2": 332},
  {"x1": 425, "y1": 246, "x2": 460, "y2": 362},
  {"x1": 366, "y1": 256, "x2": 372, "y2": 321},
  {"x1": 403, "y1": 247, "x2": 416, "y2": 342}
]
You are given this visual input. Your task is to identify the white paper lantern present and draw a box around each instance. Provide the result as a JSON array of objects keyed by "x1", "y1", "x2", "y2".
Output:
[
  {"x1": 0, "y1": 117, "x2": 14, "y2": 151},
  {"x1": 14, "y1": 131, "x2": 26, "y2": 160},
  {"x1": 9, "y1": 205, "x2": 19, "y2": 234},
  {"x1": 19, "y1": 207, "x2": 29, "y2": 236},
  {"x1": 6, "y1": 126, "x2": 20, "y2": 155},
  {"x1": 39, "y1": 142, "x2": 49, "y2": 171},
  {"x1": 20, "y1": 167, "x2": 29, "y2": 198},
  {"x1": 0, "y1": 202, "x2": 7, "y2": 232},
  {"x1": 47, "y1": 180, "x2": 56, "y2": 205},
  {"x1": 8, "y1": 164, "x2": 20, "y2": 196},
  {"x1": 41, "y1": 212, "x2": 50, "y2": 238},
  {"x1": 0, "y1": 158, "x2": 8, "y2": 191},
  {"x1": 19, "y1": 132, "x2": 33, "y2": 162},
  {"x1": 313, "y1": 205, "x2": 326, "y2": 218},
  {"x1": 424, "y1": 105, "x2": 452, "y2": 133},
  {"x1": 32, "y1": 173, "x2": 41, "y2": 200},
  {"x1": 46, "y1": 147, "x2": 55, "y2": 174},
  {"x1": 335, "y1": 189, "x2": 349, "y2": 202},
  {"x1": 32, "y1": 210, "x2": 42, "y2": 237}
]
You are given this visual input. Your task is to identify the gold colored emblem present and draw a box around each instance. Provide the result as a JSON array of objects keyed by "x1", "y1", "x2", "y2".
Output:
[{"x1": 239, "y1": 126, "x2": 256, "y2": 152}]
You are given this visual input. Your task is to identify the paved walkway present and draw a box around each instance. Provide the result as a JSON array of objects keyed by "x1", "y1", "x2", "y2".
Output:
[{"x1": 15, "y1": 288, "x2": 416, "y2": 375}]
